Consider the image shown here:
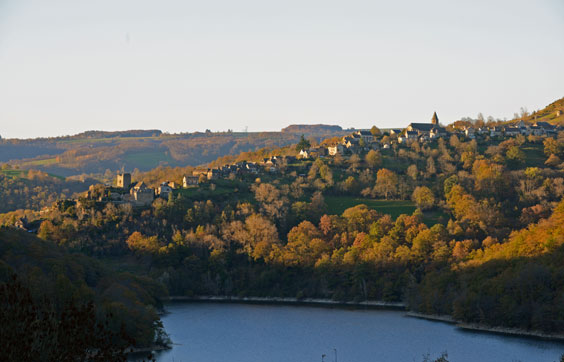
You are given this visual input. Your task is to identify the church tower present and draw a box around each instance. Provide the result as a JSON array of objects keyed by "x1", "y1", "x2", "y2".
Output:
[
  {"x1": 431, "y1": 112, "x2": 439, "y2": 125},
  {"x1": 117, "y1": 173, "x2": 131, "y2": 189}
]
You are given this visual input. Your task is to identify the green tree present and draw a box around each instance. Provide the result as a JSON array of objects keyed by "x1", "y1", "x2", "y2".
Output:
[
  {"x1": 295, "y1": 135, "x2": 311, "y2": 151},
  {"x1": 506, "y1": 145, "x2": 525, "y2": 169},
  {"x1": 443, "y1": 175, "x2": 459, "y2": 195},
  {"x1": 341, "y1": 176, "x2": 360, "y2": 194},
  {"x1": 544, "y1": 137, "x2": 563, "y2": 157},
  {"x1": 126, "y1": 232, "x2": 161, "y2": 253}
]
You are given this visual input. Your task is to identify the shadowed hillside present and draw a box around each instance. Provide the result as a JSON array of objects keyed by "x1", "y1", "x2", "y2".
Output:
[{"x1": 0, "y1": 228, "x2": 167, "y2": 352}]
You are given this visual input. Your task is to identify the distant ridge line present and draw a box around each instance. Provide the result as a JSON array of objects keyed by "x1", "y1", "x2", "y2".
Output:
[{"x1": 281, "y1": 124, "x2": 344, "y2": 133}]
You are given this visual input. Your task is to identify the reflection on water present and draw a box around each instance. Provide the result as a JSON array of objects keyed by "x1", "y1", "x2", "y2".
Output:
[{"x1": 147, "y1": 302, "x2": 564, "y2": 362}]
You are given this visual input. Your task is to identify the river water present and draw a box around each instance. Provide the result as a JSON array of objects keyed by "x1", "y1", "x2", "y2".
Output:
[{"x1": 151, "y1": 302, "x2": 564, "y2": 362}]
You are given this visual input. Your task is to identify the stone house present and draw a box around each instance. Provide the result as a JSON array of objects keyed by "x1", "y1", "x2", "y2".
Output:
[
  {"x1": 245, "y1": 163, "x2": 259, "y2": 174},
  {"x1": 207, "y1": 169, "x2": 220, "y2": 180},
  {"x1": 429, "y1": 126, "x2": 448, "y2": 139},
  {"x1": 464, "y1": 127, "x2": 475, "y2": 139},
  {"x1": 490, "y1": 127, "x2": 502, "y2": 137},
  {"x1": 534, "y1": 121, "x2": 556, "y2": 131},
  {"x1": 130, "y1": 181, "x2": 154, "y2": 206},
  {"x1": 192, "y1": 170, "x2": 208, "y2": 177},
  {"x1": 504, "y1": 127, "x2": 520, "y2": 137},
  {"x1": 529, "y1": 126, "x2": 545, "y2": 136},
  {"x1": 157, "y1": 182, "x2": 173, "y2": 199},
  {"x1": 399, "y1": 131, "x2": 418, "y2": 144},
  {"x1": 354, "y1": 130, "x2": 374, "y2": 143},
  {"x1": 14, "y1": 217, "x2": 29, "y2": 231},
  {"x1": 183, "y1": 176, "x2": 199, "y2": 188}
]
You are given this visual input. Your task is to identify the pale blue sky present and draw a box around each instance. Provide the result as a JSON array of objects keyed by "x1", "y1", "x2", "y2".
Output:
[{"x1": 1, "y1": 0, "x2": 563, "y2": 138}]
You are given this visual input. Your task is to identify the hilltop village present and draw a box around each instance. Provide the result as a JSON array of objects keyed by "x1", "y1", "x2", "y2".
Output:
[
  {"x1": 67, "y1": 113, "x2": 564, "y2": 210},
  {"x1": 4, "y1": 104, "x2": 564, "y2": 353}
]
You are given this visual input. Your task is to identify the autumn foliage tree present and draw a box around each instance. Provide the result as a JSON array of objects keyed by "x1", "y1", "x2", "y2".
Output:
[
  {"x1": 375, "y1": 168, "x2": 398, "y2": 199},
  {"x1": 365, "y1": 150, "x2": 382, "y2": 169},
  {"x1": 412, "y1": 186, "x2": 435, "y2": 210},
  {"x1": 126, "y1": 232, "x2": 161, "y2": 253}
]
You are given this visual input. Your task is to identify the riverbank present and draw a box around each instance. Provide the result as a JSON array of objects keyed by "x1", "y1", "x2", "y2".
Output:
[
  {"x1": 161, "y1": 297, "x2": 564, "y2": 342},
  {"x1": 127, "y1": 345, "x2": 170, "y2": 354},
  {"x1": 456, "y1": 323, "x2": 564, "y2": 342},
  {"x1": 126, "y1": 344, "x2": 171, "y2": 359},
  {"x1": 164, "y1": 295, "x2": 406, "y2": 309},
  {"x1": 406, "y1": 311, "x2": 455, "y2": 323},
  {"x1": 406, "y1": 311, "x2": 564, "y2": 342}
]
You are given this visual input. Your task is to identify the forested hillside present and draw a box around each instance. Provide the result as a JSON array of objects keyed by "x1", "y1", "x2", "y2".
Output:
[
  {"x1": 0, "y1": 228, "x2": 167, "y2": 359},
  {"x1": 0, "y1": 168, "x2": 95, "y2": 213},
  {"x1": 412, "y1": 199, "x2": 564, "y2": 332},
  {"x1": 282, "y1": 124, "x2": 344, "y2": 134}
]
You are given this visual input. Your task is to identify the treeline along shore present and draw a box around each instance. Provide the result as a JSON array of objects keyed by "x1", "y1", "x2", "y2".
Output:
[
  {"x1": 161, "y1": 296, "x2": 564, "y2": 342},
  {"x1": 164, "y1": 295, "x2": 406, "y2": 309}
]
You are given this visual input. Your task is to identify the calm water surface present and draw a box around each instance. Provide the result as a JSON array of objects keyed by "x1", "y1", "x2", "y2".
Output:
[{"x1": 152, "y1": 302, "x2": 564, "y2": 362}]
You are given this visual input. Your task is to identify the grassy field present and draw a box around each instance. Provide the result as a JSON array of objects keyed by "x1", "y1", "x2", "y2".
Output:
[
  {"x1": 421, "y1": 209, "x2": 449, "y2": 227},
  {"x1": 21, "y1": 158, "x2": 59, "y2": 167},
  {"x1": 0, "y1": 170, "x2": 27, "y2": 178},
  {"x1": 522, "y1": 143, "x2": 546, "y2": 168},
  {"x1": 325, "y1": 195, "x2": 448, "y2": 225},
  {"x1": 1, "y1": 169, "x2": 64, "y2": 180}
]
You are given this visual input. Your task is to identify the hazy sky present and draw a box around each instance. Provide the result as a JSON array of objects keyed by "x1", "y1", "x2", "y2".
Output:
[{"x1": 1, "y1": 0, "x2": 563, "y2": 138}]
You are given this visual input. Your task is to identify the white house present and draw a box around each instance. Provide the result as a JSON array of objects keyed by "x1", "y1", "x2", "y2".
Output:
[
  {"x1": 327, "y1": 144, "x2": 345, "y2": 156},
  {"x1": 299, "y1": 149, "x2": 310, "y2": 158},
  {"x1": 464, "y1": 127, "x2": 475, "y2": 139},
  {"x1": 157, "y1": 183, "x2": 173, "y2": 198}
]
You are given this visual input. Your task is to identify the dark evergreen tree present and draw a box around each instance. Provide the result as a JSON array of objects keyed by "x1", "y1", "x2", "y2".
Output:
[{"x1": 295, "y1": 134, "x2": 311, "y2": 151}]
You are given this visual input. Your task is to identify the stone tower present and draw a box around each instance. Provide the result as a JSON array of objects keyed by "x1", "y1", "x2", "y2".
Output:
[
  {"x1": 431, "y1": 112, "x2": 439, "y2": 125},
  {"x1": 117, "y1": 173, "x2": 131, "y2": 189}
]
